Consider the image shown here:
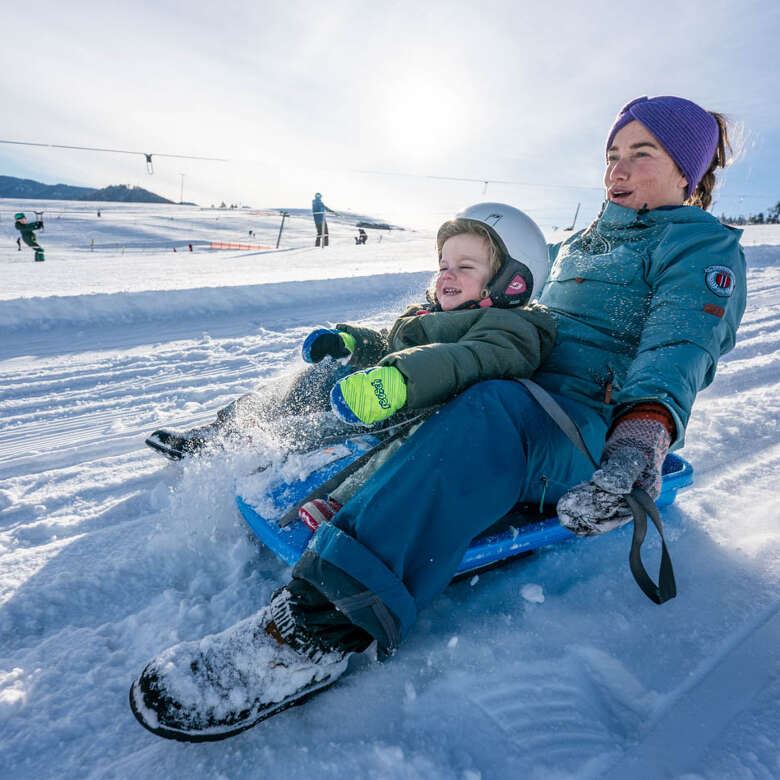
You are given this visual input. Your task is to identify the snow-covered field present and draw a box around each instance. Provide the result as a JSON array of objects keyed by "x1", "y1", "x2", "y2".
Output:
[{"x1": 1, "y1": 201, "x2": 778, "y2": 779}]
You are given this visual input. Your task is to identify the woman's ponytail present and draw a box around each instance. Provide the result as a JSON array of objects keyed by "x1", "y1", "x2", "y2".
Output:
[{"x1": 685, "y1": 112, "x2": 732, "y2": 211}]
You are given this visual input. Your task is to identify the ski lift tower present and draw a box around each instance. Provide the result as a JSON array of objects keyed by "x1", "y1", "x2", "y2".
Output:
[{"x1": 564, "y1": 202, "x2": 581, "y2": 232}]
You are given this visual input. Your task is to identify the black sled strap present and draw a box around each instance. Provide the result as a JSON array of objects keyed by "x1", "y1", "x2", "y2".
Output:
[
  {"x1": 277, "y1": 414, "x2": 428, "y2": 528},
  {"x1": 515, "y1": 379, "x2": 598, "y2": 468},
  {"x1": 515, "y1": 378, "x2": 677, "y2": 605},
  {"x1": 625, "y1": 488, "x2": 677, "y2": 604}
]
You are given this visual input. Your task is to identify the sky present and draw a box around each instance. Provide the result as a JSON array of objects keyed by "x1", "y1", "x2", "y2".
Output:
[{"x1": 1, "y1": 0, "x2": 779, "y2": 230}]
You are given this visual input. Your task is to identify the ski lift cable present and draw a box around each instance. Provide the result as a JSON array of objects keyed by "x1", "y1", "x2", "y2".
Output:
[
  {"x1": 337, "y1": 166, "x2": 605, "y2": 192},
  {"x1": 0, "y1": 139, "x2": 228, "y2": 163},
  {"x1": 342, "y1": 168, "x2": 778, "y2": 202},
  {"x1": 2, "y1": 138, "x2": 772, "y2": 203}
]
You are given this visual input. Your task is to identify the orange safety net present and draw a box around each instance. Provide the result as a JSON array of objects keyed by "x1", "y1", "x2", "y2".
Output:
[{"x1": 209, "y1": 241, "x2": 276, "y2": 250}]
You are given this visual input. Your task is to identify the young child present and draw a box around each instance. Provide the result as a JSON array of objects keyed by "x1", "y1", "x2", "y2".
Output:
[
  {"x1": 296, "y1": 203, "x2": 558, "y2": 528},
  {"x1": 146, "y1": 203, "x2": 557, "y2": 487}
]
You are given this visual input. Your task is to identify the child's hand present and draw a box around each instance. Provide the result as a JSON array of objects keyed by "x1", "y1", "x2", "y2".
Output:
[
  {"x1": 330, "y1": 366, "x2": 407, "y2": 425},
  {"x1": 301, "y1": 329, "x2": 355, "y2": 363}
]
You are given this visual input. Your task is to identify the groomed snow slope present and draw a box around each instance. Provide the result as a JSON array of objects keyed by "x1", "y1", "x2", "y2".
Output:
[{"x1": 1, "y1": 201, "x2": 778, "y2": 780}]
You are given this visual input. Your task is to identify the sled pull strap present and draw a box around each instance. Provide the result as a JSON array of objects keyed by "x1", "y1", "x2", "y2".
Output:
[
  {"x1": 515, "y1": 379, "x2": 676, "y2": 605},
  {"x1": 625, "y1": 488, "x2": 677, "y2": 604},
  {"x1": 277, "y1": 415, "x2": 428, "y2": 528},
  {"x1": 515, "y1": 379, "x2": 597, "y2": 467},
  {"x1": 277, "y1": 444, "x2": 380, "y2": 527}
]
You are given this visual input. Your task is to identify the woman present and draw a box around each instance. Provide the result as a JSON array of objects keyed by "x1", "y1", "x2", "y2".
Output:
[{"x1": 130, "y1": 95, "x2": 747, "y2": 741}]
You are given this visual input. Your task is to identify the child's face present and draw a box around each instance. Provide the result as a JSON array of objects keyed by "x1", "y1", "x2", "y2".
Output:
[{"x1": 436, "y1": 233, "x2": 493, "y2": 311}]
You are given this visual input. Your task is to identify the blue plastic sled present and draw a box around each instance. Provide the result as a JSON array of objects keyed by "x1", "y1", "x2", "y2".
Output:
[{"x1": 236, "y1": 435, "x2": 694, "y2": 579}]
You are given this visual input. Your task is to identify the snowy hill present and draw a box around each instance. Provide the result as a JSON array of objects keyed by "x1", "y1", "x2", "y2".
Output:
[
  {"x1": 0, "y1": 175, "x2": 174, "y2": 203},
  {"x1": 1, "y1": 201, "x2": 778, "y2": 779}
]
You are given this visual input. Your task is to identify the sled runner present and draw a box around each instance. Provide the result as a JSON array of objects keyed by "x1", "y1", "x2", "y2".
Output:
[{"x1": 235, "y1": 435, "x2": 694, "y2": 579}]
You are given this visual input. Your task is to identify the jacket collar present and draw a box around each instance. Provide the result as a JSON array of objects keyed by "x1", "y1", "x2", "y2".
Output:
[{"x1": 596, "y1": 200, "x2": 720, "y2": 230}]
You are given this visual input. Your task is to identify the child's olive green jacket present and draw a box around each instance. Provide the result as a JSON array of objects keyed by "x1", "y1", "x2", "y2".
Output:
[{"x1": 337, "y1": 303, "x2": 557, "y2": 410}]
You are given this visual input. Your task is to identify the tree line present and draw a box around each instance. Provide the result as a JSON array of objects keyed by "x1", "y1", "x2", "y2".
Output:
[{"x1": 720, "y1": 201, "x2": 780, "y2": 225}]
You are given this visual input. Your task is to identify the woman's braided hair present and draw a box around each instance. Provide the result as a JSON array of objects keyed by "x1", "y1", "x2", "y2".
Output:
[{"x1": 685, "y1": 111, "x2": 732, "y2": 211}]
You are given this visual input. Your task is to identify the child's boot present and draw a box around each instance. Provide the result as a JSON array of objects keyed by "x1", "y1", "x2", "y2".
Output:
[
  {"x1": 145, "y1": 421, "x2": 226, "y2": 460},
  {"x1": 298, "y1": 498, "x2": 342, "y2": 531}
]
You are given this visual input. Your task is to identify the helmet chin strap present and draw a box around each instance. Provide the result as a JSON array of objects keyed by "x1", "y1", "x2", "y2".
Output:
[
  {"x1": 429, "y1": 270, "x2": 519, "y2": 313},
  {"x1": 426, "y1": 296, "x2": 483, "y2": 313}
]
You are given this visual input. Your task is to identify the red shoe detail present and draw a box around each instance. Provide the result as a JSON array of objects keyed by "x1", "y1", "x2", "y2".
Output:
[{"x1": 299, "y1": 498, "x2": 342, "y2": 532}]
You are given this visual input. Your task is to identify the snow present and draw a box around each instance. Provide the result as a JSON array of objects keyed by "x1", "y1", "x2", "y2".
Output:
[{"x1": 1, "y1": 200, "x2": 779, "y2": 779}]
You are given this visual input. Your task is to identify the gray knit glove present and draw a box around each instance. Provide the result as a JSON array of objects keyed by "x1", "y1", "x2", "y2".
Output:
[{"x1": 557, "y1": 418, "x2": 671, "y2": 537}]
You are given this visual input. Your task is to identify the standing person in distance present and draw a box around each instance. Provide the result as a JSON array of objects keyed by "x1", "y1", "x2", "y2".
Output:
[{"x1": 312, "y1": 192, "x2": 336, "y2": 247}]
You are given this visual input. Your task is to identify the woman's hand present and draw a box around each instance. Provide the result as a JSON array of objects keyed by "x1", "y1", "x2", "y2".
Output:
[
  {"x1": 557, "y1": 416, "x2": 671, "y2": 536},
  {"x1": 330, "y1": 366, "x2": 407, "y2": 426}
]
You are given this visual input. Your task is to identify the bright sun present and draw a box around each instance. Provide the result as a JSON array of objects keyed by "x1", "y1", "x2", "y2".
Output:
[{"x1": 372, "y1": 72, "x2": 474, "y2": 163}]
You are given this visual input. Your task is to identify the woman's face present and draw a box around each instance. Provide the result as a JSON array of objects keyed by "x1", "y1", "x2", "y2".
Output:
[
  {"x1": 604, "y1": 120, "x2": 688, "y2": 211},
  {"x1": 436, "y1": 233, "x2": 493, "y2": 311}
]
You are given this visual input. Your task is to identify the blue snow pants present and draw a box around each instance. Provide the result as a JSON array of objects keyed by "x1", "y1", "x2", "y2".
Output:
[{"x1": 293, "y1": 379, "x2": 608, "y2": 653}]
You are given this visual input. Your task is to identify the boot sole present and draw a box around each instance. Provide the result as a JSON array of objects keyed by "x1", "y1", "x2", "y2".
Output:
[{"x1": 129, "y1": 670, "x2": 340, "y2": 742}]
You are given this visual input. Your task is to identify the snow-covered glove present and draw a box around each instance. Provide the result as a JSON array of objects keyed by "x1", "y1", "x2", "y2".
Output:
[
  {"x1": 330, "y1": 366, "x2": 407, "y2": 426},
  {"x1": 301, "y1": 328, "x2": 355, "y2": 363},
  {"x1": 557, "y1": 416, "x2": 672, "y2": 537}
]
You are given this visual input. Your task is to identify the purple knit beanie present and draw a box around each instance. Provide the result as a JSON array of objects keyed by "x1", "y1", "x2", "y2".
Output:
[{"x1": 606, "y1": 96, "x2": 719, "y2": 197}]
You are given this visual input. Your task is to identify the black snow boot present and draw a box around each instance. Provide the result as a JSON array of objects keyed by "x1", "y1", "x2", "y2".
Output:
[
  {"x1": 268, "y1": 579, "x2": 373, "y2": 661},
  {"x1": 144, "y1": 422, "x2": 225, "y2": 460},
  {"x1": 130, "y1": 606, "x2": 352, "y2": 742}
]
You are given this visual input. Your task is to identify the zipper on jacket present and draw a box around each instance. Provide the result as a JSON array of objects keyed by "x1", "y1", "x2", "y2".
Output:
[
  {"x1": 603, "y1": 381, "x2": 613, "y2": 404},
  {"x1": 539, "y1": 476, "x2": 549, "y2": 512},
  {"x1": 603, "y1": 368, "x2": 614, "y2": 404}
]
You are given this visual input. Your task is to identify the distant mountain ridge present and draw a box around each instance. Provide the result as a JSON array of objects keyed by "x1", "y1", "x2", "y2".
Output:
[{"x1": 0, "y1": 175, "x2": 178, "y2": 203}]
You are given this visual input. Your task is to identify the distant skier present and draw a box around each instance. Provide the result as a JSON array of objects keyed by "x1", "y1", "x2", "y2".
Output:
[
  {"x1": 355, "y1": 228, "x2": 367, "y2": 245},
  {"x1": 16, "y1": 237, "x2": 21, "y2": 251},
  {"x1": 14, "y1": 213, "x2": 45, "y2": 262},
  {"x1": 312, "y1": 192, "x2": 336, "y2": 247}
]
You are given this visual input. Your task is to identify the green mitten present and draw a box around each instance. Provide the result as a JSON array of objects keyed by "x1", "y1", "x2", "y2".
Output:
[{"x1": 330, "y1": 366, "x2": 407, "y2": 426}]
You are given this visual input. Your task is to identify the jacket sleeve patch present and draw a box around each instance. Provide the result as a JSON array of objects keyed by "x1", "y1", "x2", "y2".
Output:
[
  {"x1": 703, "y1": 303, "x2": 725, "y2": 318},
  {"x1": 704, "y1": 265, "x2": 736, "y2": 297}
]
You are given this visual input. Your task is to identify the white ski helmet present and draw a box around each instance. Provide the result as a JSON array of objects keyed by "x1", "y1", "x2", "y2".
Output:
[{"x1": 447, "y1": 202, "x2": 550, "y2": 305}]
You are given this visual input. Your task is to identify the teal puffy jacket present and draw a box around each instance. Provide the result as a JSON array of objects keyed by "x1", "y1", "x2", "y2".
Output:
[{"x1": 535, "y1": 201, "x2": 746, "y2": 447}]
